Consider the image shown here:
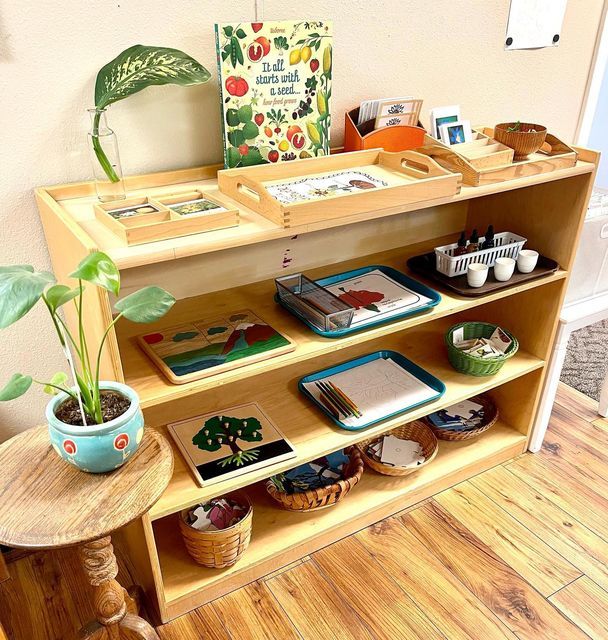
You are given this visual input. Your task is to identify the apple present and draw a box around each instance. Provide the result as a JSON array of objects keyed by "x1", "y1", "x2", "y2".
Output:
[
  {"x1": 225, "y1": 76, "x2": 249, "y2": 97},
  {"x1": 251, "y1": 22, "x2": 263, "y2": 32},
  {"x1": 268, "y1": 150, "x2": 279, "y2": 163},
  {"x1": 254, "y1": 113, "x2": 264, "y2": 125},
  {"x1": 310, "y1": 59, "x2": 319, "y2": 72},
  {"x1": 247, "y1": 42, "x2": 264, "y2": 62},
  {"x1": 291, "y1": 132, "x2": 306, "y2": 150},
  {"x1": 286, "y1": 124, "x2": 302, "y2": 142},
  {"x1": 238, "y1": 144, "x2": 249, "y2": 156},
  {"x1": 255, "y1": 36, "x2": 271, "y2": 57}
]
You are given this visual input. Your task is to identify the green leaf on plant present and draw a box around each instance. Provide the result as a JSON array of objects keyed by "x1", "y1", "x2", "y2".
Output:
[
  {"x1": 95, "y1": 45, "x2": 211, "y2": 109},
  {"x1": 242, "y1": 121, "x2": 259, "y2": 140},
  {"x1": 115, "y1": 286, "x2": 175, "y2": 323},
  {"x1": 70, "y1": 252, "x2": 120, "y2": 296},
  {"x1": 0, "y1": 373, "x2": 32, "y2": 401},
  {"x1": 235, "y1": 28, "x2": 247, "y2": 39},
  {"x1": 43, "y1": 372, "x2": 69, "y2": 395},
  {"x1": 240, "y1": 148, "x2": 267, "y2": 166},
  {"x1": 223, "y1": 26, "x2": 234, "y2": 37},
  {"x1": 227, "y1": 146, "x2": 242, "y2": 168},
  {"x1": 228, "y1": 128, "x2": 246, "y2": 147},
  {"x1": 0, "y1": 266, "x2": 55, "y2": 329},
  {"x1": 226, "y1": 108, "x2": 240, "y2": 127},
  {"x1": 237, "y1": 105, "x2": 253, "y2": 123},
  {"x1": 45, "y1": 284, "x2": 81, "y2": 313}
]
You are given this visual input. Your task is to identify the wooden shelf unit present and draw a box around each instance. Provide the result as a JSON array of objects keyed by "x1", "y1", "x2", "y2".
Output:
[{"x1": 35, "y1": 147, "x2": 598, "y2": 623}]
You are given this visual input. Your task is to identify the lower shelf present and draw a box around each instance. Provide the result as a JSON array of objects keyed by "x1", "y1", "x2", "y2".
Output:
[{"x1": 153, "y1": 420, "x2": 526, "y2": 620}]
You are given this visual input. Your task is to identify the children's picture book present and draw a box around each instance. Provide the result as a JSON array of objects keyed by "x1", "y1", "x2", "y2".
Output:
[
  {"x1": 265, "y1": 170, "x2": 387, "y2": 204},
  {"x1": 322, "y1": 268, "x2": 434, "y2": 327},
  {"x1": 169, "y1": 402, "x2": 296, "y2": 486},
  {"x1": 138, "y1": 309, "x2": 295, "y2": 384},
  {"x1": 215, "y1": 20, "x2": 332, "y2": 168}
]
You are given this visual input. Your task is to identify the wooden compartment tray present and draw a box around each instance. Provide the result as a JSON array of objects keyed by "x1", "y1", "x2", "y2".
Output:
[
  {"x1": 416, "y1": 127, "x2": 577, "y2": 187},
  {"x1": 94, "y1": 190, "x2": 239, "y2": 246},
  {"x1": 217, "y1": 149, "x2": 461, "y2": 228},
  {"x1": 407, "y1": 251, "x2": 559, "y2": 297}
]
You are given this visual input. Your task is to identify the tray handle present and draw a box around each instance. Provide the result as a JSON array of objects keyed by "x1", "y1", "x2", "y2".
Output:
[
  {"x1": 220, "y1": 173, "x2": 277, "y2": 210},
  {"x1": 538, "y1": 133, "x2": 576, "y2": 157},
  {"x1": 381, "y1": 149, "x2": 453, "y2": 179}
]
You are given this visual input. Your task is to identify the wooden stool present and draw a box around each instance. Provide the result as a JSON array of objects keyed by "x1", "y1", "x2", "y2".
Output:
[{"x1": 0, "y1": 426, "x2": 173, "y2": 640}]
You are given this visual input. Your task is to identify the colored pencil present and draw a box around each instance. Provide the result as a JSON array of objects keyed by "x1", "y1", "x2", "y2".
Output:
[
  {"x1": 327, "y1": 381, "x2": 363, "y2": 417},
  {"x1": 315, "y1": 382, "x2": 348, "y2": 419},
  {"x1": 318, "y1": 381, "x2": 357, "y2": 418},
  {"x1": 317, "y1": 392, "x2": 340, "y2": 419}
]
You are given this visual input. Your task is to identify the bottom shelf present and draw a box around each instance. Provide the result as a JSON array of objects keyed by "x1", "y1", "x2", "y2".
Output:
[{"x1": 154, "y1": 420, "x2": 526, "y2": 620}]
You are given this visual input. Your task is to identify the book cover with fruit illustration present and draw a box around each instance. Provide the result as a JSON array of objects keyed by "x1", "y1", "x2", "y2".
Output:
[{"x1": 214, "y1": 20, "x2": 332, "y2": 168}]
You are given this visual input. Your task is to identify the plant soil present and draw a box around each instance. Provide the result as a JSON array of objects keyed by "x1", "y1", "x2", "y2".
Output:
[{"x1": 55, "y1": 391, "x2": 131, "y2": 426}]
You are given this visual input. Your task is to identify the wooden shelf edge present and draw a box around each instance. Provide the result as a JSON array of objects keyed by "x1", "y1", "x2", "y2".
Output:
[
  {"x1": 149, "y1": 351, "x2": 543, "y2": 520},
  {"x1": 154, "y1": 421, "x2": 526, "y2": 621}
]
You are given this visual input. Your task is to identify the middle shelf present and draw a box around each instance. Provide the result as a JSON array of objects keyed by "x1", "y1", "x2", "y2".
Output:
[{"x1": 116, "y1": 237, "x2": 566, "y2": 409}]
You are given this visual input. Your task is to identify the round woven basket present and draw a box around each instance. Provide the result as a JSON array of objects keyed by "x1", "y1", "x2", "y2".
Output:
[
  {"x1": 425, "y1": 394, "x2": 499, "y2": 441},
  {"x1": 266, "y1": 447, "x2": 364, "y2": 512},
  {"x1": 494, "y1": 122, "x2": 547, "y2": 160},
  {"x1": 355, "y1": 421, "x2": 438, "y2": 476},
  {"x1": 445, "y1": 321, "x2": 518, "y2": 377},
  {"x1": 179, "y1": 493, "x2": 252, "y2": 568}
]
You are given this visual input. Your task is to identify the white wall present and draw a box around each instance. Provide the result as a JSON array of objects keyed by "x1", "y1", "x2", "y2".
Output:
[{"x1": 0, "y1": 0, "x2": 605, "y2": 440}]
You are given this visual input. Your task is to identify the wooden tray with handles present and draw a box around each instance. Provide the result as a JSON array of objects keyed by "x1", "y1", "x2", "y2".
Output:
[{"x1": 217, "y1": 149, "x2": 461, "y2": 228}]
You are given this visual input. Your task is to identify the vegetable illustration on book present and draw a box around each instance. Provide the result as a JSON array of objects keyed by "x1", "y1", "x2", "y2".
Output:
[
  {"x1": 192, "y1": 414, "x2": 263, "y2": 467},
  {"x1": 168, "y1": 403, "x2": 296, "y2": 486},
  {"x1": 215, "y1": 20, "x2": 332, "y2": 168},
  {"x1": 138, "y1": 309, "x2": 295, "y2": 384}
]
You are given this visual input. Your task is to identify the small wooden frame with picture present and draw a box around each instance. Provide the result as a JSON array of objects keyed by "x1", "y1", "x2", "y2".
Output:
[{"x1": 93, "y1": 189, "x2": 239, "y2": 245}]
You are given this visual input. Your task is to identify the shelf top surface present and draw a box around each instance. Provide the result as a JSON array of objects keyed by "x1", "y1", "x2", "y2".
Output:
[
  {"x1": 40, "y1": 154, "x2": 596, "y2": 270},
  {"x1": 116, "y1": 239, "x2": 565, "y2": 410}
]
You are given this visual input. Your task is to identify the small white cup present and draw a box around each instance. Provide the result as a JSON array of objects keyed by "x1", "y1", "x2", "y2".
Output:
[
  {"x1": 467, "y1": 262, "x2": 489, "y2": 288},
  {"x1": 517, "y1": 249, "x2": 539, "y2": 273},
  {"x1": 494, "y1": 257, "x2": 516, "y2": 281}
]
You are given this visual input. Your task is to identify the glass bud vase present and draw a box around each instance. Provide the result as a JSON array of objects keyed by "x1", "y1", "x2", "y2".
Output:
[{"x1": 87, "y1": 108, "x2": 126, "y2": 202}]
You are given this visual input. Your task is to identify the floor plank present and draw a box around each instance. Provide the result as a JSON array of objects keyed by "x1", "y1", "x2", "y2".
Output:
[
  {"x1": 473, "y1": 466, "x2": 608, "y2": 592},
  {"x1": 434, "y1": 482, "x2": 581, "y2": 596},
  {"x1": 401, "y1": 501, "x2": 589, "y2": 640},
  {"x1": 210, "y1": 581, "x2": 300, "y2": 640},
  {"x1": 157, "y1": 606, "x2": 231, "y2": 640},
  {"x1": 267, "y1": 559, "x2": 373, "y2": 640},
  {"x1": 312, "y1": 536, "x2": 446, "y2": 640},
  {"x1": 507, "y1": 452, "x2": 608, "y2": 539},
  {"x1": 556, "y1": 381, "x2": 600, "y2": 422},
  {"x1": 356, "y1": 518, "x2": 518, "y2": 640},
  {"x1": 549, "y1": 576, "x2": 608, "y2": 640}
]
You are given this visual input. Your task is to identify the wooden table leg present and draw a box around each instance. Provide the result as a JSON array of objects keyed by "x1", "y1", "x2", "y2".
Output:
[{"x1": 76, "y1": 536, "x2": 159, "y2": 640}]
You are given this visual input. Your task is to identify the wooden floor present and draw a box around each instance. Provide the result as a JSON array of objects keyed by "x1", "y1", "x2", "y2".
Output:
[{"x1": 2, "y1": 382, "x2": 608, "y2": 640}]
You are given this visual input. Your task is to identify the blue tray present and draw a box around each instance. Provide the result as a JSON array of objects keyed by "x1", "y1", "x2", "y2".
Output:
[
  {"x1": 299, "y1": 350, "x2": 445, "y2": 431},
  {"x1": 275, "y1": 265, "x2": 441, "y2": 338}
]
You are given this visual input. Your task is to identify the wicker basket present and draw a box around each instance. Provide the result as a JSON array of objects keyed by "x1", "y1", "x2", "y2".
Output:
[
  {"x1": 266, "y1": 447, "x2": 364, "y2": 512},
  {"x1": 179, "y1": 493, "x2": 252, "y2": 568},
  {"x1": 494, "y1": 122, "x2": 547, "y2": 160},
  {"x1": 425, "y1": 394, "x2": 499, "y2": 441},
  {"x1": 355, "y1": 421, "x2": 438, "y2": 476},
  {"x1": 446, "y1": 321, "x2": 519, "y2": 376}
]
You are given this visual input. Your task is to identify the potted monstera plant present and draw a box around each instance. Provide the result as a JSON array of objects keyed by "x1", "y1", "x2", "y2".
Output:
[{"x1": 0, "y1": 252, "x2": 175, "y2": 472}]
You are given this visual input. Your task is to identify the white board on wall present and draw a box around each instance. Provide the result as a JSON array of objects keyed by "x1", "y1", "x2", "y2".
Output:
[{"x1": 505, "y1": 0, "x2": 568, "y2": 50}]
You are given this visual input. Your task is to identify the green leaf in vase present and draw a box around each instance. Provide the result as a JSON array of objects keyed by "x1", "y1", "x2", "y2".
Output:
[{"x1": 94, "y1": 45, "x2": 211, "y2": 109}]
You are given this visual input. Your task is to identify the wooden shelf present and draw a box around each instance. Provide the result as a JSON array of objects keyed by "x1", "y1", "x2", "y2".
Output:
[
  {"x1": 149, "y1": 328, "x2": 543, "y2": 520},
  {"x1": 154, "y1": 420, "x2": 526, "y2": 616},
  {"x1": 116, "y1": 240, "x2": 565, "y2": 410},
  {"x1": 43, "y1": 156, "x2": 595, "y2": 270}
]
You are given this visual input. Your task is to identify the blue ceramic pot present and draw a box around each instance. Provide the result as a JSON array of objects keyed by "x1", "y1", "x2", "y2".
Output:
[{"x1": 46, "y1": 381, "x2": 144, "y2": 473}]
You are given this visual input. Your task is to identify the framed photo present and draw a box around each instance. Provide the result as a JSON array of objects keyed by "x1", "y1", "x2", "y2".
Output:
[
  {"x1": 439, "y1": 119, "x2": 473, "y2": 146},
  {"x1": 429, "y1": 105, "x2": 461, "y2": 140}
]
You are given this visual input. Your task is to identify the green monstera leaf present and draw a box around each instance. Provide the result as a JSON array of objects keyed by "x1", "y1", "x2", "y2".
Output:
[
  {"x1": 70, "y1": 252, "x2": 120, "y2": 296},
  {"x1": 0, "y1": 265, "x2": 55, "y2": 329},
  {"x1": 115, "y1": 286, "x2": 175, "y2": 323},
  {"x1": 95, "y1": 45, "x2": 211, "y2": 109},
  {"x1": 0, "y1": 373, "x2": 33, "y2": 401}
]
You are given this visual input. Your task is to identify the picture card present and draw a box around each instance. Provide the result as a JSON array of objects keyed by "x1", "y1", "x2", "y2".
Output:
[
  {"x1": 374, "y1": 98, "x2": 422, "y2": 129},
  {"x1": 429, "y1": 105, "x2": 461, "y2": 140},
  {"x1": 106, "y1": 203, "x2": 161, "y2": 219},
  {"x1": 439, "y1": 119, "x2": 472, "y2": 146},
  {"x1": 265, "y1": 170, "x2": 388, "y2": 204},
  {"x1": 322, "y1": 269, "x2": 433, "y2": 327},
  {"x1": 138, "y1": 308, "x2": 295, "y2": 384},
  {"x1": 167, "y1": 197, "x2": 227, "y2": 216},
  {"x1": 379, "y1": 435, "x2": 425, "y2": 467},
  {"x1": 427, "y1": 399, "x2": 484, "y2": 430},
  {"x1": 357, "y1": 96, "x2": 413, "y2": 125},
  {"x1": 168, "y1": 402, "x2": 296, "y2": 487}
]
